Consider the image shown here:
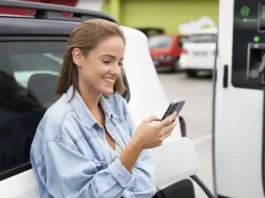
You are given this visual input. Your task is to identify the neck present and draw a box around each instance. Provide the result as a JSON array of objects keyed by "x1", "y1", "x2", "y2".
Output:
[{"x1": 78, "y1": 81, "x2": 100, "y2": 112}]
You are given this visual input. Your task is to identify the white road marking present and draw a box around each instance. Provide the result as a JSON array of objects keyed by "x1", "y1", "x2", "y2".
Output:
[{"x1": 192, "y1": 134, "x2": 212, "y2": 145}]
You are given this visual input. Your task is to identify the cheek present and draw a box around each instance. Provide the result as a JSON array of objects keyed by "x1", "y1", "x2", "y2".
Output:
[
  {"x1": 80, "y1": 67, "x2": 92, "y2": 79},
  {"x1": 78, "y1": 66, "x2": 96, "y2": 85},
  {"x1": 81, "y1": 60, "x2": 99, "y2": 77}
]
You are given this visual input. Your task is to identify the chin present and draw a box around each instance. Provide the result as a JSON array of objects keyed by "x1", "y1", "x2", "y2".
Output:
[{"x1": 100, "y1": 88, "x2": 114, "y2": 96}]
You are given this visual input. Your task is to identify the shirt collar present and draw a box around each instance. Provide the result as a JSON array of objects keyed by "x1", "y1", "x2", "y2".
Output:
[
  {"x1": 65, "y1": 85, "x2": 118, "y2": 129},
  {"x1": 99, "y1": 94, "x2": 118, "y2": 119}
]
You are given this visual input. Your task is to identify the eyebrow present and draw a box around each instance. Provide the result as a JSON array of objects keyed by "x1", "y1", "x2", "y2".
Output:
[{"x1": 101, "y1": 54, "x2": 124, "y2": 61}]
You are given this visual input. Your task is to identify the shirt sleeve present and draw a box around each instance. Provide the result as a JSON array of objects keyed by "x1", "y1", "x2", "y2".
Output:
[
  {"x1": 43, "y1": 140, "x2": 137, "y2": 198},
  {"x1": 121, "y1": 96, "x2": 157, "y2": 198}
]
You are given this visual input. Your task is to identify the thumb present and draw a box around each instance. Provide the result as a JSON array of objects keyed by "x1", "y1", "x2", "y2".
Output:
[{"x1": 144, "y1": 115, "x2": 161, "y2": 123}]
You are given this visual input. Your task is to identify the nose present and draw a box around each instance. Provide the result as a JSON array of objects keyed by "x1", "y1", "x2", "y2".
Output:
[{"x1": 110, "y1": 63, "x2": 122, "y2": 75}]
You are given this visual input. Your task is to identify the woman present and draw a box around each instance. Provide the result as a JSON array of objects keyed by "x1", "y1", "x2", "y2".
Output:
[{"x1": 30, "y1": 19, "x2": 177, "y2": 198}]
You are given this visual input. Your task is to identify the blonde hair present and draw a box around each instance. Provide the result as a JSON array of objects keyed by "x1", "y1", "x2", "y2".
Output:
[{"x1": 56, "y1": 19, "x2": 126, "y2": 96}]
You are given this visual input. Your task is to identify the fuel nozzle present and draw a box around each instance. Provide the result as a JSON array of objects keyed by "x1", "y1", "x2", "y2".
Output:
[
  {"x1": 249, "y1": 53, "x2": 265, "y2": 85},
  {"x1": 257, "y1": 53, "x2": 265, "y2": 85}
]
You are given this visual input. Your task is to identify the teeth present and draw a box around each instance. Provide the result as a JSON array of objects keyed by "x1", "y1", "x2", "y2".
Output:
[{"x1": 103, "y1": 78, "x2": 115, "y2": 83}]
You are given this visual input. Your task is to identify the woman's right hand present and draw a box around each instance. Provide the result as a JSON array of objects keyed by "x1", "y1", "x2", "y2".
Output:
[{"x1": 133, "y1": 112, "x2": 177, "y2": 149}]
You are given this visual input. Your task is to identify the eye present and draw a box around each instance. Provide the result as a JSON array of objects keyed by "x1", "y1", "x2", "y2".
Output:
[
  {"x1": 119, "y1": 62, "x2": 123, "y2": 66},
  {"x1": 102, "y1": 60, "x2": 111, "y2": 64}
]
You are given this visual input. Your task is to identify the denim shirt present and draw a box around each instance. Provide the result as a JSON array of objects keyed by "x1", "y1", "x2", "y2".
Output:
[{"x1": 30, "y1": 86, "x2": 156, "y2": 198}]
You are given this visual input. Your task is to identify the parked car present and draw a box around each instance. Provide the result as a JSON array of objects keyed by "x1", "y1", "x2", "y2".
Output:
[
  {"x1": 0, "y1": 1, "x2": 200, "y2": 198},
  {"x1": 148, "y1": 33, "x2": 189, "y2": 72},
  {"x1": 179, "y1": 27, "x2": 217, "y2": 77}
]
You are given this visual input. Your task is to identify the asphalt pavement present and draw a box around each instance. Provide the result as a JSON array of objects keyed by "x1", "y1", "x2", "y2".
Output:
[{"x1": 158, "y1": 71, "x2": 213, "y2": 198}]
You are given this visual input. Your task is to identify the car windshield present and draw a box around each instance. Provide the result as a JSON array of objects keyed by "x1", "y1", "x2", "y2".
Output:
[
  {"x1": 148, "y1": 35, "x2": 172, "y2": 48},
  {"x1": 186, "y1": 34, "x2": 216, "y2": 43}
]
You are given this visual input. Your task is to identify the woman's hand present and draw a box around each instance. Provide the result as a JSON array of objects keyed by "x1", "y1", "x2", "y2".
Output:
[
  {"x1": 133, "y1": 112, "x2": 177, "y2": 149},
  {"x1": 119, "y1": 112, "x2": 177, "y2": 172}
]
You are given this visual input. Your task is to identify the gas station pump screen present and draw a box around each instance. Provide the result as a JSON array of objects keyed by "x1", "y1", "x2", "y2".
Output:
[{"x1": 232, "y1": 1, "x2": 265, "y2": 89}]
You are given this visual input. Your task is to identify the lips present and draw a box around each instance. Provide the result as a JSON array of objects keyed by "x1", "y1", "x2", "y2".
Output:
[{"x1": 102, "y1": 77, "x2": 116, "y2": 84}]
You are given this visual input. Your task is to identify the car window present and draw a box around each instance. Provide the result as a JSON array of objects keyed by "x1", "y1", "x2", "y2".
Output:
[
  {"x1": 148, "y1": 35, "x2": 172, "y2": 48},
  {"x1": 0, "y1": 40, "x2": 130, "y2": 181},
  {"x1": 186, "y1": 34, "x2": 216, "y2": 43},
  {"x1": 11, "y1": 53, "x2": 63, "y2": 88}
]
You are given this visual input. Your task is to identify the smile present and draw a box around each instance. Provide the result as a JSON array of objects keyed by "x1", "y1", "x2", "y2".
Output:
[{"x1": 102, "y1": 77, "x2": 116, "y2": 84}]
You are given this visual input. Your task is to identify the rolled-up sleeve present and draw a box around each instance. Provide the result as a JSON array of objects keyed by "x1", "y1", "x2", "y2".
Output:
[
  {"x1": 108, "y1": 158, "x2": 137, "y2": 190},
  {"x1": 44, "y1": 140, "x2": 137, "y2": 198}
]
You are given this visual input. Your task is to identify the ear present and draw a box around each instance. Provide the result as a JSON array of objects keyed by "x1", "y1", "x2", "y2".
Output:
[{"x1": 72, "y1": 48, "x2": 83, "y2": 67}]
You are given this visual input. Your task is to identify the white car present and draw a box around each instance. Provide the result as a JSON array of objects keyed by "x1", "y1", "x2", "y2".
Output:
[
  {"x1": 179, "y1": 27, "x2": 217, "y2": 77},
  {"x1": 0, "y1": 1, "x2": 200, "y2": 198}
]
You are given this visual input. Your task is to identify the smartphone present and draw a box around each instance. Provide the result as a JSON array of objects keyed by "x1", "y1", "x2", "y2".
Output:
[{"x1": 161, "y1": 100, "x2": 186, "y2": 121}]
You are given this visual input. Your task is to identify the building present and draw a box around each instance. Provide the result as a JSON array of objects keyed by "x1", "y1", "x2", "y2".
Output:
[{"x1": 102, "y1": 0, "x2": 219, "y2": 34}]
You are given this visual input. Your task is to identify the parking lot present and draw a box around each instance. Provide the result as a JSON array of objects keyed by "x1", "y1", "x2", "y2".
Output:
[{"x1": 158, "y1": 71, "x2": 213, "y2": 198}]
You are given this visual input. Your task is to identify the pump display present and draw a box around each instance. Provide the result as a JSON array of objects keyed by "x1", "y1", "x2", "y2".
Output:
[{"x1": 232, "y1": 1, "x2": 265, "y2": 88}]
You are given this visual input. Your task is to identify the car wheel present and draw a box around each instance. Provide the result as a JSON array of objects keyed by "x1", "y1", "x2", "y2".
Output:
[
  {"x1": 186, "y1": 70, "x2": 197, "y2": 77},
  {"x1": 171, "y1": 59, "x2": 180, "y2": 73}
]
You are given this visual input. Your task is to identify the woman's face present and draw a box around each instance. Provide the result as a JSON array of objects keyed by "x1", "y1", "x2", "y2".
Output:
[{"x1": 73, "y1": 35, "x2": 125, "y2": 96}]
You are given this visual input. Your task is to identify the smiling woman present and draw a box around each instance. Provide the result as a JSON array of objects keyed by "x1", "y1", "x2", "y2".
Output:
[
  {"x1": 30, "y1": 18, "x2": 178, "y2": 198},
  {"x1": 56, "y1": 19, "x2": 127, "y2": 98}
]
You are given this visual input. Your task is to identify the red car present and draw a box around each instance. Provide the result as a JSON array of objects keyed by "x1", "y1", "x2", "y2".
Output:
[{"x1": 148, "y1": 34, "x2": 189, "y2": 72}]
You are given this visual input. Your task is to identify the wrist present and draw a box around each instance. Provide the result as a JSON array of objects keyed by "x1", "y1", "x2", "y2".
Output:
[{"x1": 131, "y1": 136, "x2": 145, "y2": 152}]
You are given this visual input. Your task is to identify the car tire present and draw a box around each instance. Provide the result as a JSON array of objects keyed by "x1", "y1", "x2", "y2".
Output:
[{"x1": 186, "y1": 69, "x2": 197, "y2": 77}]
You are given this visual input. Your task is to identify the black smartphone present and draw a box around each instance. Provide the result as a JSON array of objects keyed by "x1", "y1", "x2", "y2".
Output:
[{"x1": 161, "y1": 100, "x2": 186, "y2": 121}]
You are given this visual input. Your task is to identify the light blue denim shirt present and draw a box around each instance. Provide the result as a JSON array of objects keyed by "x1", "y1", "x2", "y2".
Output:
[{"x1": 30, "y1": 85, "x2": 156, "y2": 198}]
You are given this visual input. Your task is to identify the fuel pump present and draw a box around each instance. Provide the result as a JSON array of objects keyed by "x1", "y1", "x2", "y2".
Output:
[
  {"x1": 247, "y1": 42, "x2": 265, "y2": 198},
  {"x1": 237, "y1": 2, "x2": 265, "y2": 197},
  {"x1": 213, "y1": 0, "x2": 265, "y2": 197}
]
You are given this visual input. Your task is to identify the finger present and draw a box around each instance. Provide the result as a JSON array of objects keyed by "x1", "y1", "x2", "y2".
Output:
[
  {"x1": 161, "y1": 129, "x2": 174, "y2": 141},
  {"x1": 162, "y1": 120, "x2": 177, "y2": 135},
  {"x1": 160, "y1": 112, "x2": 177, "y2": 126},
  {"x1": 144, "y1": 115, "x2": 161, "y2": 123},
  {"x1": 163, "y1": 130, "x2": 173, "y2": 139},
  {"x1": 161, "y1": 127, "x2": 175, "y2": 140}
]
